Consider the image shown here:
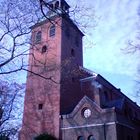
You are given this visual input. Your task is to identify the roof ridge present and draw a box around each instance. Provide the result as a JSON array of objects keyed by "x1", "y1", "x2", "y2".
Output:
[{"x1": 79, "y1": 66, "x2": 97, "y2": 77}]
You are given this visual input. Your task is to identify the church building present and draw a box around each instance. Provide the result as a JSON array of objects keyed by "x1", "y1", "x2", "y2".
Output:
[{"x1": 20, "y1": 0, "x2": 140, "y2": 140}]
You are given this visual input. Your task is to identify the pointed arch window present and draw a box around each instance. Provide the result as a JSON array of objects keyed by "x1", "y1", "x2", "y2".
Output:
[
  {"x1": 49, "y1": 24, "x2": 56, "y2": 37},
  {"x1": 35, "y1": 31, "x2": 42, "y2": 43}
]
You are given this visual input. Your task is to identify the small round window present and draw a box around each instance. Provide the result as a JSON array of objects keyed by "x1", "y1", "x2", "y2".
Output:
[{"x1": 82, "y1": 107, "x2": 91, "y2": 118}]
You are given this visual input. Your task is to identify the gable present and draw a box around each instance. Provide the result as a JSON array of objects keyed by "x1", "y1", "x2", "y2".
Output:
[
  {"x1": 62, "y1": 96, "x2": 102, "y2": 119},
  {"x1": 61, "y1": 96, "x2": 116, "y2": 129}
]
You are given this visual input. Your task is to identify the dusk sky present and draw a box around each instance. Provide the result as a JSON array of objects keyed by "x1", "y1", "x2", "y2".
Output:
[{"x1": 77, "y1": 0, "x2": 140, "y2": 103}]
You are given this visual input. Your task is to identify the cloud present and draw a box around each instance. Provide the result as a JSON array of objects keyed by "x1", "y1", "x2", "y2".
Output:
[{"x1": 84, "y1": 0, "x2": 140, "y2": 77}]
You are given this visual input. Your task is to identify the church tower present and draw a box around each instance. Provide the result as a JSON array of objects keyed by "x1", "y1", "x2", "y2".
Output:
[
  {"x1": 20, "y1": 1, "x2": 140, "y2": 140},
  {"x1": 20, "y1": 0, "x2": 84, "y2": 139}
]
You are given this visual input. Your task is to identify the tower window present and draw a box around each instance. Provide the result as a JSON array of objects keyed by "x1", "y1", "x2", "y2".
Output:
[
  {"x1": 55, "y1": 1, "x2": 59, "y2": 9},
  {"x1": 41, "y1": 45, "x2": 47, "y2": 53},
  {"x1": 35, "y1": 31, "x2": 42, "y2": 43},
  {"x1": 71, "y1": 48, "x2": 75, "y2": 57},
  {"x1": 49, "y1": 24, "x2": 55, "y2": 37},
  {"x1": 49, "y1": 4, "x2": 54, "y2": 10},
  {"x1": 38, "y1": 104, "x2": 43, "y2": 110}
]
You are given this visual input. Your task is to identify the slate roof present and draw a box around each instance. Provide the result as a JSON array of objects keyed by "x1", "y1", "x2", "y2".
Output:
[{"x1": 104, "y1": 98, "x2": 125, "y2": 110}]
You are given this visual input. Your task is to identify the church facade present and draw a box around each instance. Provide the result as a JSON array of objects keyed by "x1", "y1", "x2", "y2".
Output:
[{"x1": 20, "y1": 0, "x2": 140, "y2": 140}]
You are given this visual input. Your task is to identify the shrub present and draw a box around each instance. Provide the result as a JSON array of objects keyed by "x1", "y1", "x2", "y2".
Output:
[
  {"x1": 34, "y1": 133, "x2": 57, "y2": 140},
  {"x1": 0, "y1": 135, "x2": 9, "y2": 140}
]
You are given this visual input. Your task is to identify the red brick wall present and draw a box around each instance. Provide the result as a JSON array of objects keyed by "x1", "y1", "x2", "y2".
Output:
[
  {"x1": 20, "y1": 17, "x2": 62, "y2": 140},
  {"x1": 20, "y1": 16, "x2": 84, "y2": 140}
]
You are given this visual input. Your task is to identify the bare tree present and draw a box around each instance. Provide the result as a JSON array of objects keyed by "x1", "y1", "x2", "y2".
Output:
[
  {"x1": 0, "y1": 80, "x2": 25, "y2": 139},
  {"x1": 126, "y1": 5, "x2": 140, "y2": 100},
  {"x1": 0, "y1": 1, "x2": 40, "y2": 138},
  {"x1": 0, "y1": 0, "x2": 95, "y2": 139},
  {"x1": 0, "y1": 0, "x2": 44, "y2": 76},
  {"x1": 0, "y1": 0, "x2": 95, "y2": 76}
]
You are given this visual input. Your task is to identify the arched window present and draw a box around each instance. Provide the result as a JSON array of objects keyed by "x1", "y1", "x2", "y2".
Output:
[
  {"x1": 55, "y1": 1, "x2": 59, "y2": 9},
  {"x1": 77, "y1": 136, "x2": 85, "y2": 140},
  {"x1": 49, "y1": 4, "x2": 54, "y2": 9},
  {"x1": 88, "y1": 135, "x2": 95, "y2": 140},
  {"x1": 49, "y1": 24, "x2": 55, "y2": 37},
  {"x1": 41, "y1": 45, "x2": 47, "y2": 53},
  {"x1": 35, "y1": 31, "x2": 41, "y2": 43}
]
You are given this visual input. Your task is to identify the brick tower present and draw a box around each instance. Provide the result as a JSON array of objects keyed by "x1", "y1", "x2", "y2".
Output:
[{"x1": 20, "y1": 0, "x2": 84, "y2": 139}]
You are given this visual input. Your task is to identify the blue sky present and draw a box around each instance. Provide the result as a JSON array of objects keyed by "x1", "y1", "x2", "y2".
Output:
[
  {"x1": 15, "y1": 0, "x2": 140, "y2": 103},
  {"x1": 80, "y1": 0, "x2": 140, "y2": 103}
]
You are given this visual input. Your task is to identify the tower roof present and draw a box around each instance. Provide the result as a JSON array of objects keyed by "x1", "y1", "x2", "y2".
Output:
[
  {"x1": 48, "y1": 0, "x2": 70, "y2": 9},
  {"x1": 45, "y1": 0, "x2": 70, "y2": 17}
]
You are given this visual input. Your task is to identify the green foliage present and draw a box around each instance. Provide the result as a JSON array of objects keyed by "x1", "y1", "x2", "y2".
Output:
[{"x1": 34, "y1": 133, "x2": 57, "y2": 140}]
